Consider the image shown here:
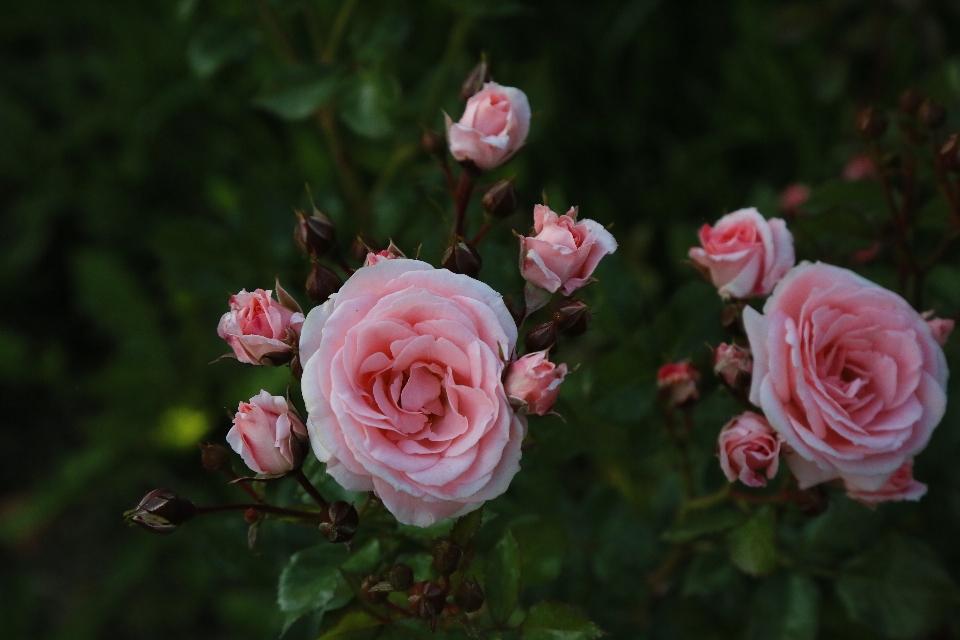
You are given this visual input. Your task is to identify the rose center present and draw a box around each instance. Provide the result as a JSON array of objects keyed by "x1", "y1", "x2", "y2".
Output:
[{"x1": 396, "y1": 365, "x2": 446, "y2": 418}]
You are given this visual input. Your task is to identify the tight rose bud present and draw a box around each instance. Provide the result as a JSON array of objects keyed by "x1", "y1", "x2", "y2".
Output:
[
  {"x1": 856, "y1": 106, "x2": 888, "y2": 139},
  {"x1": 482, "y1": 180, "x2": 517, "y2": 219},
  {"x1": 389, "y1": 564, "x2": 415, "y2": 591},
  {"x1": 319, "y1": 501, "x2": 359, "y2": 543},
  {"x1": 365, "y1": 250, "x2": 400, "y2": 267},
  {"x1": 360, "y1": 574, "x2": 389, "y2": 604},
  {"x1": 898, "y1": 88, "x2": 923, "y2": 116},
  {"x1": 217, "y1": 289, "x2": 304, "y2": 365},
  {"x1": 553, "y1": 299, "x2": 590, "y2": 336},
  {"x1": 445, "y1": 82, "x2": 530, "y2": 171},
  {"x1": 306, "y1": 263, "x2": 343, "y2": 303},
  {"x1": 421, "y1": 129, "x2": 447, "y2": 158},
  {"x1": 845, "y1": 459, "x2": 927, "y2": 508},
  {"x1": 125, "y1": 489, "x2": 196, "y2": 534},
  {"x1": 657, "y1": 362, "x2": 699, "y2": 407},
  {"x1": 923, "y1": 313, "x2": 954, "y2": 347},
  {"x1": 294, "y1": 208, "x2": 337, "y2": 257},
  {"x1": 460, "y1": 59, "x2": 491, "y2": 102},
  {"x1": 199, "y1": 443, "x2": 229, "y2": 472},
  {"x1": 432, "y1": 539, "x2": 464, "y2": 575},
  {"x1": 842, "y1": 154, "x2": 875, "y2": 181},
  {"x1": 227, "y1": 391, "x2": 309, "y2": 476},
  {"x1": 453, "y1": 579, "x2": 484, "y2": 613},
  {"x1": 524, "y1": 321, "x2": 558, "y2": 354},
  {"x1": 713, "y1": 343, "x2": 752, "y2": 389},
  {"x1": 918, "y1": 99, "x2": 947, "y2": 129},
  {"x1": 504, "y1": 351, "x2": 568, "y2": 416},
  {"x1": 779, "y1": 184, "x2": 810, "y2": 214},
  {"x1": 408, "y1": 581, "x2": 447, "y2": 619},
  {"x1": 718, "y1": 412, "x2": 782, "y2": 488},
  {"x1": 442, "y1": 239, "x2": 482, "y2": 278}
]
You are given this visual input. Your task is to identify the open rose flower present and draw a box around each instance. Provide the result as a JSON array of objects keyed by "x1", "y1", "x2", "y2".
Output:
[
  {"x1": 217, "y1": 289, "x2": 304, "y2": 365},
  {"x1": 519, "y1": 205, "x2": 618, "y2": 296},
  {"x1": 504, "y1": 351, "x2": 568, "y2": 416},
  {"x1": 689, "y1": 208, "x2": 795, "y2": 299},
  {"x1": 845, "y1": 459, "x2": 927, "y2": 507},
  {"x1": 744, "y1": 262, "x2": 948, "y2": 492},
  {"x1": 445, "y1": 82, "x2": 530, "y2": 171},
  {"x1": 299, "y1": 259, "x2": 525, "y2": 527},
  {"x1": 718, "y1": 412, "x2": 782, "y2": 488},
  {"x1": 227, "y1": 391, "x2": 309, "y2": 475}
]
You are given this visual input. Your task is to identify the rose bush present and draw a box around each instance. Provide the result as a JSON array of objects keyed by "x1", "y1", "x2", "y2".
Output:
[
  {"x1": 717, "y1": 411, "x2": 782, "y2": 488},
  {"x1": 217, "y1": 289, "x2": 304, "y2": 364},
  {"x1": 298, "y1": 259, "x2": 525, "y2": 527},
  {"x1": 445, "y1": 82, "x2": 530, "y2": 171},
  {"x1": 226, "y1": 390, "x2": 309, "y2": 475}
]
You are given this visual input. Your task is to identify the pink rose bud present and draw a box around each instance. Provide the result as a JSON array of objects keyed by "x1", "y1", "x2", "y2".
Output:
[
  {"x1": 365, "y1": 249, "x2": 400, "y2": 267},
  {"x1": 688, "y1": 208, "x2": 795, "y2": 299},
  {"x1": 504, "y1": 351, "x2": 568, "y2": 416},
  {"x1": 217, "y1": 289, "x2": 304, "y2": 365},
  {"x1": 845, "y1": 459, "x2": 927, "y2": 508},
  {"x1": 718, "y1": 412, "x2": 783, "y2": 488},
  {"x1": 657, "y1": 362, "x2": 700, "y2": 407},
  {"x1": 519, "y1": 205, "x2": 618, "y2": 295},
  {"x1": 713, "y1": 343, "x2": 753, "y2": 389},
  {"x1": 445, "y1": 82, "x2": 531, "y2": 171},
  {"x1": 923, "y1": 313, "x2": 954, "y2": 347},
  {"x1": 842, "y1": 154, "x2": 875, "y2": 181},
  {"x1": 226, "y1": 391, "x2": 309, "y2": 475},
  {"x1": 779, "y1": 183, "x2": 810, "y2": 213}
]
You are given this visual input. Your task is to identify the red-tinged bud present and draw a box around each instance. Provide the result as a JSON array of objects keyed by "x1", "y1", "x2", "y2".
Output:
[
  {"x1": 856, "y1": 106, "x2": 888, "y2": 139},
  {"x1": 779, "y1": 184, "x2": 810, "y2": 214},
  {"x1": 408, "y1": 581, "x2": 447, "y2": 619},
  {"x1": 442, "y1": 239, "x2": 482, "y2": 278},
  {"x1": 389, "y1": 563, "x2": 415, "y2": 591},
  {"x1": 898, "y1": 88, "x2": 924, "y2": 117},
  {"x1": 294, "y1": 208, "x2": 337, "y2": 257},
  {"x1": 319, "y1": 500, "x2": 358, "y2": 543},
  {"x1": 713, "y1": 343, "x2": 752, "y2": 390},
  {"x1": 453, "y1": 579, "x2": 484, "y2": 613},
  {"x1": 305, "y1": 263, "x2": 343, "y2": 303},
  {"x1": 460, "y1": 59, "x2": 491, "y2": 102},
  {"x1": 524, "y1": 321, "x2": 558, "y2": 354},
  {"x1": 432, "y1": 538, "x2": 464, "y2": 576},
  {"x1": 918, "y1": 99, "x2": 947, "y2": 129},
  {"x1": 657, "y1": 362, "x2": 700, "y2": 407},
  {"x1": 421, "y1": 129, "x2": 447, "y2": 158},
  {"x1": 481, "y1": 180, "x2": 517, "y2": 219},
  {"x1": 124, "y1": 489, "x2": 196, "y2": 535},
  {"x1": 553, "y1": 299, "x2": 590, "y2": 336},
  {"x1": 940, "y1": 134, "x2": 960, "y2": 173},
  {"x1": 360, "y1": 574, "x2": 389, "y2": 604},
  {"x1": 199, "y1": 443, "x2": 229, "y2": 472},
  {"x1": 244, "y1": 508, "x2": 260, "y2": 525}
]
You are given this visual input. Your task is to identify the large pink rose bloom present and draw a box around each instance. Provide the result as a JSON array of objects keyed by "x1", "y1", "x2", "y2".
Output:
[
  {"x1": 217, "y1": 289, "x2": 304, "y2": 364},
  {"x1": 689, "y1": 208, "x2": 795, "y2": 299},
  {"x1": 744, "y1": 262, "x2": 948, "y2": 492},
  {"x1": 445, "y1": 82, "x2": 530, "y2": 171},
  {"x1": 519, "y1": 205, "x2": 618, "y2": 295},
  {"x1": 299, "y1": 259, "x2": 525, "y2": 527}
]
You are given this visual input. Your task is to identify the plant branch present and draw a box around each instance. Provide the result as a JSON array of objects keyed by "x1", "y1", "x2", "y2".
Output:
[
  {"x1": 293, "y1": 469, "x2": 329, "y2": 509},
  {"x1": 196, "y1": 503, "x2": 319, "y2": 519}
]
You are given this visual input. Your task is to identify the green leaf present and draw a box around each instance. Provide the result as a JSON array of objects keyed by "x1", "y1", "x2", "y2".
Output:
[
  {"x1": 835, "y1": 534, "x2": 960, "y2": 638},
  {"x1": 683, "y1": 549, "x2": 740, "y2": 597},
  {"x1": 278, "y1": 544, "x2": 351, "y2": 633},
  {"x1": 745, "y1": 572, "x2": 819, "y2": 640},
  {"x1": 186, "y1": 22, "x2": 259, "y2": 79},
  {"x1": 726, "y1": 506, "x2": 778, "y2": 577},
  {"x1": 317, "y1": 609, "x2": 385, "y2": 640},
  {"x1": 522, "y1": 601, "x2": 603, "y2": 640},
  {"x1": 451, "y1": 507, "x2": 483, "y2": 549},
  {"x1": 253, "y1": 66, "x2": 341, "y2": 120},
  {"x1": 339, "y1": 72, "x2": 399, "y2": 139},
  {"x1": 661, "y1": 505, "x2": 746, "y2": 543},
  {"x1": 486, "y1": 530, "x2": 521, "y2": 624}
]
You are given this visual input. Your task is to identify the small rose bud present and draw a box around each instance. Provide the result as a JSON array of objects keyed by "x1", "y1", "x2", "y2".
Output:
[
  {"x1": 421, "y1": 129, "x2": 447, "y2": 158},
  {"x1": 227, "y1": 391, "x2": 309, "y2": 476},
  {"x1": 524, "y1": 321, "x2": 558, "y2": 354},
  {"x1": 306, "y1": 263, "x2": 343, "y2": 303},
  {"x1": 842, "y1": 154, "x2": 874, "y2": 181},
  {"x1": 552, "y1": 299, "x2": 590, "y2": 336},
  {"x1": 481, "y1": 180, "x2": 517, "y2": 219},
  {"x1": 408, "y1": 581, "x2": 447, "y2": 619},
  {"x1": 350, "y1": 234, "x2": 380, "y2": 262},
  {"x1": 124, "y1": 489, "x2": 196, "y2": 535},
  {"x1": 940, "y1": 135, "x2": 960, "y2": 173},
  {"x1": 657, "y1": 362, "x2": 700, "y2": 407},
  {"x1": 718, "y1": 412, "x2": 781, "y2": 488},
  {"x1": 856, "y1": 106, "x2": 888, "y2": 139},
  {"x1": 918, "y1": 99, "x2": 947, "y2": 129},
  {"x1": 389, "y1": 563, "x2": 415, "y2": 591},
  {"x1": 779, "y1": 183, "x2": 810, "y2": 214},
  {"x1": 365, "y1": 249, "x2": 400, "y2": 267},
  {"x1": 319, "y1": 500, "x2": 359, "y2": 543},
  {"x1": 432, "y1": 538, "x2": 464, "y2": 575},
  {"x1": 360, "y1": 574, "x2": 389, "y2": 604},
  {"x1": 460, "y1": 59, "x2": 491, "y2": 102},
  {"x1": 217, "y1": 289, "x2": 304, "y2": 365},
  {"x1": 199, "y1": 443, "x2": 229, "y2": 472},
  {"x1": 898, "y1": 88, "x2": 923, "y2": 116},
  {"x1": 504, "y1": 351, "x2": 568, "y2": 416},
  {"x1": 294, "y1": 208, "x2": 337, "y2": 257},
  {"x1": 244, "y1": 507, "x2": 260, "y2": 525},
  {"x1": 453, "y1": 579, "x2": 484, "y2": 613},
  {"x1": 713, "y1": 343, "x2": 752, "y2": 389},
  {"x1": 442, "y1": 239, "x2": 482, "y2": 278}
]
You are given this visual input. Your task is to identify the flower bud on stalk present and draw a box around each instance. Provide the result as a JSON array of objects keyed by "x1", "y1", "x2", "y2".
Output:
[
  {"x1": 319, "y1": 500, "x2": 359, "y2": 543},
  {"x1": 856, "y1": 106, "x2": 888, "y2": 139},
  {"x1": 552, "y1": 299, "x2": 590, "y2": 336},
  {"x1": 432, "y1": 538, "x2": 464, "y2": 575},
  {"x1": 408, "y1": 581, "x2": 447, "y2": 619},
  {"x1": 524, "y1": 321, "x2": 558, "y2": 354},
  {"x1": 453, "y1": 579, "x2": 484, "y2": 613},
  {"x1": 918, "y1": 99, "x2": 947, "y2": 130},
  {"x1": 441, "y1": 239, "x2": 482, "y2": 278},
  {"x1": 460, "y1": 59, "x2": 491, "y2": 102},
  {"x1": 657, "y1": 362, "x2": 700, "y2": 407},
  {"x1": 389, "y1": 563, "x2": 415, "y2": 591},
  {"x1": 198, "y1": 443, "x2": 229, "y2": 472},
  {"x1": 244, "y1": 507, "x2": 260, "y2": 525},
  {"x1": 360, "y1": 574, "x2": 389, "y2": 604},
  {"x1": 306, "y1": 263, "x2": 343, "y2": 303},
  {"x1": 294, "y1": 208, "x2": 337, "y2": 257},
  {"x1": 421, "y1": 129, "x2": 447, "y2": 158},
  {"x1": 481, "y1": 180, "x2": 517, "y2": 219},
  {"x1": 125, "y1": 489, "x2": 197, "y2": 534},
  {"x1": 713, "y1": 343, "x2": 752, "y2": 390},
  {"x1": 898, "y1": 88, "x2": 924, "y2": 117}
]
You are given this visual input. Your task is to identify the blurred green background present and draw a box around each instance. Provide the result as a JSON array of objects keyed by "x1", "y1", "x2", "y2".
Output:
[{"x1": 4, "y1": 0, "x2": 960, "y2": 638}]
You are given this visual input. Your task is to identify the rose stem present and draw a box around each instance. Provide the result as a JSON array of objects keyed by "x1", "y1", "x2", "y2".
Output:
[
  {"x1": 196, "y1": 503, "x2": 320, "y2": 519},
  {"x1": 223, "y1": 468, "x2": 265, "y2": 503},
  {"x1": 440, "y1": 154, "x2": 456, "y2": 193},
  {"x1": 470, "y1": 222, "x2": 491, "y2": 246},
  {"x1": 293, "y1": 469, "x2": 329, "y2": 509},
  {"x1": 453, "y1": 171, "x2": 475, "y2": 239}
]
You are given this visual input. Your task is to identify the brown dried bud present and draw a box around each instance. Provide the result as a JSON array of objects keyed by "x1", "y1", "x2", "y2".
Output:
[
  {"x1": 442, "y1": 239, "x2": 482, "y2": 278},
  {"x1": 432, "y1": 538, "x2": 464, "y2": 576},
  {"x1": 421, "y1": 129, "x2": 447, "y2": 158},
  {"x1": 408, "y1": 581, "x2": 447, "y2": 619},
  {"x1": 360, "y1": 574, "x2": 389, "y2": 604},
  {"x1": 124, "y1": 489, "x2": 196, "y2": 535},
  {"x1": 453, "y1": 579, "x2": 484, "y2": 613},
  {"x1": 552, "y1": 299, "x2": 590, "y2": 337},
  {"x1": 318, "y1": 500, "x2": 359, "y2": 543},
  {"x1": 389, "y1": 563, "x2": 415, "y2": 591},
  {"x1": 481, "y1": 180, "x2": 517, "y2": 219},
  {"x1": 305, "y1": 263, "x2": 343, "y2": 303},
  {"x1": 244, "y1": 507, "x2": 260, "y2": 525},
  {"x1": 856, "y1": 106, "x2": 888, "y2": 139},
  {"x1": 918, "y1": 99, "x2": 947, "y2": 129},
  {"x1": 524, "y1": 321, "x2": 558, "y2": 354},
  {"x1": 898, "y1": 88, "x2": 924, "y2": 117},
  {"x1": 460, "y1": 59, "x2": 491, "y2": 102},
  {"x1": 350, "y1": 234, "x2": 380, "y2": 262},
  {"x1": 294, "y1": 208, "x2": 337, "y2": 257},
  {"x1": 940, "y1": 134, "x2": 960, "y2": 173},
  {"x1": 199, "y1": 443, "x2": 229, "y2": 472}
]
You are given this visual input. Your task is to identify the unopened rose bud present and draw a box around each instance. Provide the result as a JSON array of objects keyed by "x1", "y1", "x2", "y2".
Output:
[
  {"x1": 389, "y1": 563, "x2": 415, "y2": 591},
  {"x1": 713, "y1": 343, "x2": 752, "y2": 390},
  {"x1": 657, "y1": 362, "x2": 700, "y2": 407},
  {"x1": 432, "y1": 538, "x2": 464, "y2": 575},
  {"x1": 408, "y1": 581, "x2": 447, "y2": 619},
  {"x1": 552, "y1": 299, "x2": 590, "y2": 336},
  {"x1": 940, "y1": 135, "x2": 960, "y2": 173},
  {"x1": 421, "y1": 129, "x2": 447, "y2": 158},
  {"x1": 460, "y1": 59, "x2": 491, "y2": 102},
  {"x1": 524, "y1": 321, "x2": 558, "y2": 354},
  {"x1": 442, "y1": 239, "x2": 482, "y2": 278},
  {"x1": 244, "y1": 507, "x2": 260, "y2": 525},
  {"x1": 779, "y1": 183, "x2": 810, "y2": 214},
  {"x1": 227, "y1": 391, "x2": 309, "y2": 476},
  {"x1": 481, "y1": 180, "x2": 517, "y2": 219},
  {"x1": 306, "y1": 263, "x2": 343, "y2": 303},
  {"x1": 350, "y1": 234, "x2": 380, "y2": 262},
  {"x1": 319, "y1": 500, "x2": 359, "y2": 543},
  {"x1": 918, "y1": 99, "x2": 947, "y2": 129},
  {"x1": 360, "y1": 574, "x2": 389, "y2": 604},
  {"x1": 294, "y1": 208, "x2": 337, "y2": 257},
  {"x1": 504, "y1": 351, "x2": 568, "y2": 416},
  {"x1": 453, "y1": 579, "x2": 484, "y2": 613},
  {"x1": 898, "y1": 88, "x2": 923, "y2": 116},
  {"x1": 199, "y1": 443, "x2": 229, "y2": 472},
  {"x1": 856, "y1": 106, "x2": 888, "y2": 139},
  {"x1": 124, "y1": 489, "x2": 196, "y2": 535}
]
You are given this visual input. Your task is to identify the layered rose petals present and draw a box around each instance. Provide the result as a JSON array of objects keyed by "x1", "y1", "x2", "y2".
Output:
[
  {"x1": 445, "y1": 82, "x2": 531, "y2": 171},
  {"x1": 217, "y1": 289, "x2": 304, "y2": 365},
  {"x1": 845, "y1": 459, "x2": 928, "y2": 507},
  {"x1": 718, "y1": 412, "x2": 782, "y2": 488}
]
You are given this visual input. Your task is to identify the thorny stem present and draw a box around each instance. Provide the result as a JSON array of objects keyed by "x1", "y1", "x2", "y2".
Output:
[
  {"x1": 293, "y1": 469, "x2": 329, "y2": 509},
  {"x1": 196, "y1": 503, "x2": 320, "y2": 519}
]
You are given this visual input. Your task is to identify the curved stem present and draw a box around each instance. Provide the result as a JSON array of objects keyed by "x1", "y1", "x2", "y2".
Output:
[{"x1": 294, "y1": 469, "x2": 329, "y2": 509}]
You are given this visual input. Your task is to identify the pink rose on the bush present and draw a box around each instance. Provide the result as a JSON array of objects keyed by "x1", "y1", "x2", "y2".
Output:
[
  {"x1": 845, "y1": 459, "x2": 927, "y2": 507},
  {"x1": 688, "y1": 208, "x2": 795, "y2": 299},
  {"x1": 299, "y1": 259, "x2": 525, "y2": 527},
  {"x1": 713, "y1": 343, "x2": 753, "y2": 388},
  {"x1": 718, "y1": 412, "x2": 782, "y2": 488},
  {"x1": 504, "y1": 351, "x2": 568, "y2": 416},
  {"x1": 217, "y1": 289, "x2": 304, "y2": 365},
  {"x1": 227, "y1": 390, "x2": 309, "y2": 475},
  {"x1": 779, "y1": 183, "x2": 810, "y2": 213},
  {"x1": 925, "y1": 316, "x2": 954, "y2": 347},
  {"x1": 519, "y1": 205, "x2": 618, "y2": 296},
  {"x1": 657, "y1": 361, "x2": 700, "y2": 406},
  {"x1": 445, "y1": 82, "x2": 530, "y2": 171},
  {"x1": 365, "y1": 250, "x2": 400, "y2": 267},
  {"x1": 744, "y1": 262, "x2": 949, "y2": 492}
]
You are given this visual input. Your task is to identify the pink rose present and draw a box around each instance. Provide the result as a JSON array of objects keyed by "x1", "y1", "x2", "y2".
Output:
[
  {"x1": 845, "y1": 459, "x2": 927, "y2": 507},
  {"x1": 744, "y1": 262, "x2": 948, "y2": 492},
  {"x1": 713, "y1": 343, "x2": 753, "y2": 388},
  {"x1": 299, "y1": 259, "x2": 525, "y2": 527},
  {"x1": 657, "y1": 361, "x2": 700, "y2": 406},
  {"x1": 217, "y1": 289, "x2": 304, "y2": 365},
  {"x1": 924, "y1": 315, "x2": 954, "y2": 347},
  {"x1": 445, "y1": 82, "x2": 531, "y2": 171},
  {"x1": 779, "y1": 184, "x2": 810, "y2": 213},
  {"x1": 718, "y1": 412, "x2": 782, "y2": 488},
  {"x1": 365, "y1": 250, "x2": 400, "y2": 267},
  {"x1": 688, "y1": 208, "x2": 795, "y2": 299},
  {"x1": 504, "y1": 351, "x2": 568, "y2": 416},
  {"x1": 226, "y1": 390, "x2": 309, "y2": 475},
  {"x1": 842, "y1": 154, "x2": 875, "y2": 181},
  {"x1": 519, "y1": 205, "x2": 618, "y2": 295}
]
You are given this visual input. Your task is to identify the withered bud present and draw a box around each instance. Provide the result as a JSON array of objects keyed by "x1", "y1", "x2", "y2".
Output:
[
  {"x1": 199, "y1": 443, "x2": 229, "y2": 472},
  {"x1": 898, "y1": 88, "x2": 924, "y2": 117},
  {"x1": 442, "y1": 239, "x2": 482, "y2": 278},
  {"x1": 124, "y1": 489, "x2": 196, "y2": 535},
  {"x1": 389, "y1": 563, "x2": 415, "y2": 591},
  {"x1": 408, "y1": 581, "x2": 447, "y2": 619},
  {"x1": 552, "y1": 299, "x2": 590, "y2": 336},
  {"x1": 918, "y1": 99, "x2": 947, "y2": 129},
  {"x1": 524, "y1": 321, "x2": 558, "y2": 354},
  {"x1": 421, "y1": 129, "x2": 446, "y2": 158},
  {"x1": 318, "y1": 500, "x2": 359, "y2": 543},
  {"x1": 350, "y1": 234, "x2": 381, "y2": 262},
  {"x1": 481, "y1": 180, "x2": 517, "y2": 219},
  {"x1": 244, "y1": 507, "x2": 260, "y2": 525},
  {"x1": 453, "y1": 579, "x2": 484, "y2": 613},
  {"x1": 940, "y1": 134, "x2": 960, "y2": 173},
  {"x1": 460, "y1": 59, "x2": 491, "y2": 102},
  {"x1": 306, "y1": 263, "x2": 343, "y2": 303},
  {"x1": 856, "y1": 106, "x2": 888, "y2": 139},
  {"x1": 431, "y1": 538, "x2": 464, "y2": 576},
  {"x1": 360, "y1": 574, "x2": 389, "y2": 604},
  {"x1": 294, "y1": 209, "x2": 337, "y2": 257}
]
